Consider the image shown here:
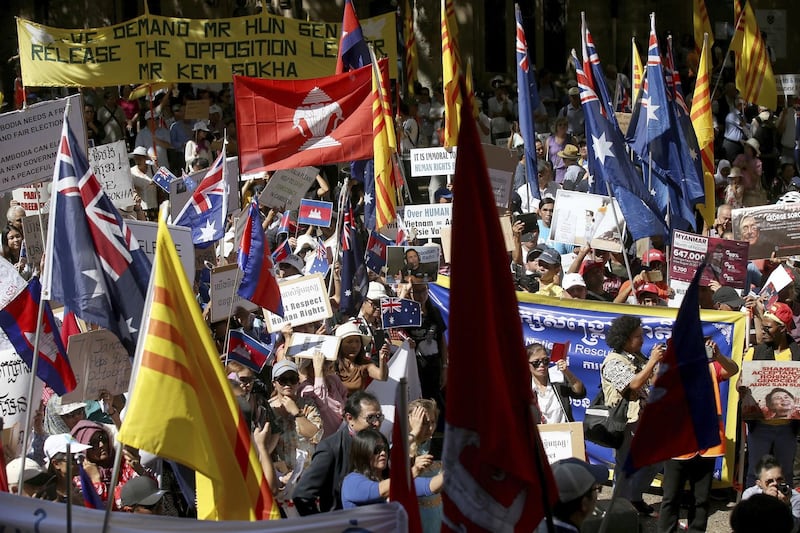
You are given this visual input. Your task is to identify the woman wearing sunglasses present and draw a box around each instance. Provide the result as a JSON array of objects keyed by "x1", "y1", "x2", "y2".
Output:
[
  {"x1": 341, "y1": 428, "x2": 443, "y2": 509},
  {"x1": 527, "y1": 343, "x2": 585, "y2": 424}
]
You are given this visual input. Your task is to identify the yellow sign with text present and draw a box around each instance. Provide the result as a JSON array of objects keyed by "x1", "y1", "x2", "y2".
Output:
[{"x1": 17, "y1": 12, "x2": 397, "y2": 87}]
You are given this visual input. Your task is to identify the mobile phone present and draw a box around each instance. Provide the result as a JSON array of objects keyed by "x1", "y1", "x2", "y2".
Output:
[{"x1": 515, "y1": 213, "x2": 539, "y2": 234}]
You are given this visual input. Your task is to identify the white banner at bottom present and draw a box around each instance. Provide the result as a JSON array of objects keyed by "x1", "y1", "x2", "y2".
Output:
[{"x1": 0, "y1": 492, "x2": 407, "y2": 532}]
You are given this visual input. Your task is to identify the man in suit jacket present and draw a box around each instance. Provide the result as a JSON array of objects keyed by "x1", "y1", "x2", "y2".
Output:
[{"x1": 292, "y1": 391, "x2": 384, "y2": 515}]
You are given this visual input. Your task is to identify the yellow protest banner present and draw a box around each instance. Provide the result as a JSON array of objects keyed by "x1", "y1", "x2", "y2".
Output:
[{"x1": 16, "y1": 12, "x2": 397, "y2": 87}]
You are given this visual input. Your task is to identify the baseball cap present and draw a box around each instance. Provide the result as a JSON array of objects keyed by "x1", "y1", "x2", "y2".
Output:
[
  {"x1": 580, "y1": 260, "x2": 606, "y2": 276},
  {"x1": 433, "y1": 188, "x2": 453, "y2": 202},
  {"x1": 637, "y1": 283, "x2": 661, "y2": 297},
  {"x1": 551, "y1": 458, "x2": 608, "y2": 502},
  {"x1": 271, "y1": 359, "x2": 299, "y2": 380},
  {"x1": 562, "y1": 273, "x2": 586, "y2": 290},
  {"x1": 764, "y1": 302, "x2": 794, "y2": 330},
  {"x1": 192, "y1": 120, "x2": 210, "y2": 132},
  {"x1": 644, "y1": 249, "x2": 665, "y2": 264},
  {"x1": 538, "y1": 248, "x2": 562, "y2": 266},
  {"x1": 55, "y1": 401, "x2": 87, "y2": 416},
  {"x1": 6, "y1": 457, "x2": 47, "y2": 487},
  {"x1": 44, "y1": 433, "x2": 91, "y2": 464},
  {"x1": 713, "y1": 286, "x2": 745, "y2": 309},
  {"x1": 366, "y1": 281, "x2": 389, "y2": 301},
  {"x1": 209, "y1": 104, "x2": 223, "y2": 115},
  {"x1": 120, "y1": 476, "x2": 165, "y2": 507},
  {"x1": 526, "y1": 243, "x2": 549, "y2": 262},
  {"x1": 568, "y1": 86, "x2": 580, "y2": 96},
  {"x1": 278, "y1": 254, "x2": 305, "y2": 274}
]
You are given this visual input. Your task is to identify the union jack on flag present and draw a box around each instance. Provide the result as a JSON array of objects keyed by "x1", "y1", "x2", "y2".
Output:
[
  {"x1": 42, "y1": 113, "x2": 151, "y2": 357},
  {"x1": 174, "y1": 148, "x2": 228, "y2": 244},
  {"x1": 380, "y1": 297, "x2": 421, "y2": 329}
]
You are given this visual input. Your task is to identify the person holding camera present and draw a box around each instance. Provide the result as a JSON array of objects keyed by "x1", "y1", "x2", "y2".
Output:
[{"x1": 742, "y1": 454, "x2": 800, "y2": 530}]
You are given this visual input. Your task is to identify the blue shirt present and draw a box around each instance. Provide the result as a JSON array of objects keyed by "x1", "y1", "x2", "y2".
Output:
[{"x1": 341, "y1": 472, "x2": 434, "y2": 509}]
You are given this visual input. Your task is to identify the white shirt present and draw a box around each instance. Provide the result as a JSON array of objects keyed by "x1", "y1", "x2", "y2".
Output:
[{"x1": 533, "y1": 379, "x2": 568, "y2": 424}]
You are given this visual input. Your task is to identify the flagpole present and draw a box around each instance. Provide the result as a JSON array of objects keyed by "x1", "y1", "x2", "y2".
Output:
[
  {"x1": 709, "y1": 7, "x2": 746, "y2": 103},
  {"x1": 66, "y1": 442, "x2": 72, "y2": 533},
  {"x1": 327, "y1": 178, "x2": 348, "y2": 304},
  {"x1": 603, "y1": 182, "x2": 636, "y2": 287}
]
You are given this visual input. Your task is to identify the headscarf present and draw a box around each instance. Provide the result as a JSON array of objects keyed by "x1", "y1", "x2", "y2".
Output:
[
  {"x1": 70, "y1": 420, "x2": 115, "y2": 478},
  {"x1": 714, "y1": 159, "x2": 731, "y2": 187},
  {"x1": 43, "y1": 395, "x2": 72, "y2": 436}
]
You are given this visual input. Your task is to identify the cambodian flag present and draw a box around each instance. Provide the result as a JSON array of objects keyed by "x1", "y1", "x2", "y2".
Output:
[
  {"x1": 298, "y1": 199, "x2": 333, "y2": 228},
  {"x1": 227, "y1": 328, "x2": 274, "y2": 372},
  {"x1": 380, "y1": 297, "x2": 422, "y2": 329},
  {"x1": 237, "y1": 200, "x2": 283, "y2": 317},
  {"x1": 365, "y1": 231, "x2": 392, "y2": 273},
  {"x1": 335, "y1": 0, "x2": 371, "y2": 74},
  {"x1": 0, "y1": 272, "x2": 76, "y2": 396},
  {"x1": 271, "y1": 240, "x2": 292, "y2": 264},
  {"x1": 78, "y1": 461, "x2": 104, "y2": 509}
]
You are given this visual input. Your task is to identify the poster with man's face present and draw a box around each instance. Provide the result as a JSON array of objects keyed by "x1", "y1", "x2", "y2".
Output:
[
  {"x1": 385, "y1": 246, "x2": 440, "y2": 284},
  {"x1": 732, "y1": 203, "x2": 800, "y2": 260}
]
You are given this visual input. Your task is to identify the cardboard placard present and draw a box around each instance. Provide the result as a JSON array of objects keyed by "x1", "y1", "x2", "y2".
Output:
[
  {"x1": 184, "y1": 99, "x2": 210, "y2": 120},
  {"x1": 128, "y1": 220, "x2": 194, "y2": 283},
  {"x1": 0, "y1": 333, "x2": 43, "y2": 429},
  {"x1": 732, "y1": 203, "x2": 800, "y2": 260},
  {"x1": 11, "y1": 183, "x2": 51, "y2": 215},
  {"x1": 439, "y1": 226, "x2": 452, "y2": 263},
  {"x1": 538, "y1": 422, "x2": 586, "y2": 464},
  {"x1": 776, "y1": 74, "x2": 800, "y2": 96},
  {"x1": 409, "y1": 147, "x2": 456, "y2": 177},
  {"x1": 61, "y1": 329, "x2": 132, "y2": 403},
  {"x1": 264, "y1": 274, "x2": 332, "y2": 332},
  {"x1": 550, "y1": 190, "x2": 625, "y2": 252},
  {"x1": 285, "y1": 333, "x2": 340, "y2": 361},
  {"x1": 259, "y1": 166, "x2": 319, "y2": 211},
  {"x1": 670, "y1": 230, "x2": 749, "y2": 289},
  {"x1": 21, "y1": 214, "x2": 49, "y2": 270},
  {"x1": 209, "y1": 263, "x2": 260, "y2": 323},
  {"x1": 740, "y1": 361, "x2": 800, "y2": 420},
  {"x1": 482, "y1": 143, "x2": 518, "y2": 210},
  {"x1": 499, "y1": 214, "x2": 514, "y2": 253},
  {"x1": 0, "y1": 94, "x2": 86, "y2": 194},
  {"x1": 88, "y1": 140, "x2": 136, "y2": 209},
  {"x1": 385, "y1": 245, "x2": 441, "y2": 284}
]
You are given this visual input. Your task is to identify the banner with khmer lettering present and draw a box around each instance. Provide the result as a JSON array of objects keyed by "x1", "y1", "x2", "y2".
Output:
[
  {"x1": 428, "y1": 277, "x2": 747, "y2": 485},
  {"x1": 16, "y1": 12, "x2": 397, "y2": 87}
]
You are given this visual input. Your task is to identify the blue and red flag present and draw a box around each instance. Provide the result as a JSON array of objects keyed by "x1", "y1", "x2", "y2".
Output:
[
  {"x1": 78, "y1": 461, "x2": 104, "y2": 509},
  {"x1": 152, "y1": 166, "x2": 176, "y2": 193},
  {"x1": 514, "y1": 4, "x2": 540, "y2": 200},
  {"x1": 298, "y1": 199, "x2": 333, "y2": 228},
  {"x1": 365, "y1": 231, "x2": 392, "y2": 274},
  {"x1": 271, "y1": 240, "x2": 292, "y2": 264},
  {"x1": 340, "y1": 204, "x2": 368, "y2": 315},
  {"x1": 237, "y1": 200, "x2": 283, "y2": 317},
  {"x1": 307, "y1": 237, "x2": 331, "y2": 276},
  {"x1": 227, "y1": 328, "x2": 274, "y2": 372},
  {"x1": 625, "y1": 263, "x2": 720, "y2": 473},
  {"x1": 0, "y1": 275, "x2": 76, "y2": 396},
  {"x1": 173, "y1": 149, "x2": 228, "y2": 245},
  {"x1": 335, "y1": 0, "x2": 371, "y2": 74},
  {"x1": 43, "y1": 114, "x2": 151, "y2": 358},
  {"x1": 380, "y1": 297, "x2": 422, "y2": 329}
]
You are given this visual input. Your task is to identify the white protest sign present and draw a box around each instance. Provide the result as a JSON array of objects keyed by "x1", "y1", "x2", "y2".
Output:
[
  {"x1": 21, "y1": 214, "x2": 49, "y2": 270},
  {"x1": 410, "y1": 147, "x2": 456, "y2": 177},
  {"x1": 366, "y1": 341, "x2": 422, "y2": 430},
  {"x1": 285, "y1": 333, "x2": 340, "y2": 361},
  {"x1": 380, "y1": 204, "x2": 452, "y2": 240},
  {"x1": 538, "y1": 422, "x2": 586, "y2": 464},
  {"x1": 127, "y1": 220, "x2": 192, "y2": 283},
  {"x1": 259, "y1": 166, "x2": 319, "y2": 211},
  {"x1": 11, "y1": 182, "x2": 51, "y2": 214},
  {"x1": 209, "y1": 263, "x2": 260, "y2": 323},
  {"x1": 170, "y1": 156, "x2": 241, "y2": 220},
  {"x1": 776, "y1": 74, "x2": 800, "y2": 96},
  {"x1": 551, "y1": 190, "x2": 625, "y2": 252},
  {"x1": 88, "y1": 140, "x2": 136, "y2": 209},
  {"x1": 0, "y1": 257, "x2": 28, "y2": 308},
  {"x1": 0, "y1": 332, "x2": 44, "y2": 428},
  {"x1": 62, "y1": 329, "x2": 131, "y2": 402},
  {"x1": 265, "y1": 274, "x2": 332, "y2": 332},
  {"x1": 482, "y1": 143, "x2": 518, "y2": 210},
  {"x1": 0, "y1": 94, "x2": 86, "y2": 194}
]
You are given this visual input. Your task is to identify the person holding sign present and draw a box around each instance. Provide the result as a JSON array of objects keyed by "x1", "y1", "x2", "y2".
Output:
[
  {"x1": 298, "y1": 351, "x2": 349, "y2": 439},
  {"x1": 527, "y1": 343, "x2": 585, "y2": 424},
  {"x1": 739, "y1": 302, "x2": 800, "y2": 487},
  {"x1": 334, "y1": 322, "x2": 389, "y2": 396}
]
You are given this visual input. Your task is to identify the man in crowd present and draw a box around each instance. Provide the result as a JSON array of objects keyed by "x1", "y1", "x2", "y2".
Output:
[{"x1": 741, "y1": 454, "x2": 800, "y2": 529}]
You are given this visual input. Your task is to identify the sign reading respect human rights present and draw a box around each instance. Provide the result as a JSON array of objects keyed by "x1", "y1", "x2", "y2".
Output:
[{"x1": 17, "y1": 12, "x2": 397, "y2": 87}]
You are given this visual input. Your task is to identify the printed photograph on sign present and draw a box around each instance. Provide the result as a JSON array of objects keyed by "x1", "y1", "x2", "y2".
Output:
[
  {"x1": 670, "y1": 230, "x2": 749, "y2": 289},
  {"x1": 385, "y1": 245, "x2": 440, "y2": 284},
  {"x1": 732, "y1": 203, "x2": 800, "y2": 260},
  {"x1": 740, "y1": 361, "x2": 800, "y2": 420},
  {"x1": 550, "y1": 190, "x2": 625, "y2": 252},
  {"x1": 264, "y1": 274, "x2": 332, "y2": 332},
  {"x1": 285, "y1": 333, "x2": 340, "y2": 361},
  {"x1": 482, "y1": 143, "x2": 518, "y2": 210}
]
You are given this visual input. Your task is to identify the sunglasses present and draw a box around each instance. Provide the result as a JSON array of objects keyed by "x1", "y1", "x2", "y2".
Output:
[
  {"x1": 276, "y1": 374, "x2": 299, "y2": 386},
  {"x1": 363, "y1": 413, "x2": 385, "y2": 424},
  {"x1": 529, "y1": 358, "x2": 550, "y2": 368}
]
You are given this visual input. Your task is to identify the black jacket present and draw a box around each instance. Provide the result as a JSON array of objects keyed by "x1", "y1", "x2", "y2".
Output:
[{"x1": 292, "y1": 422, "x2": 352, "y2": 515}]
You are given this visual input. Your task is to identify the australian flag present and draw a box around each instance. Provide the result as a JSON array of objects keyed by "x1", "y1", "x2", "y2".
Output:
[
  {"x1": 335, "y1": 0, "x2": 371, "y2": 74},
  {"x1": 173, "y1": 149, "x2": 228, "y2": 245},
  {"x1": 227, "y1": 328, "x2": 274, "y2": 372},
  {"x1": 515, "y1": 4, "x2": 540, "y2": 199},
  {"x1": 340, "y1": 205, "x2": 368, "y2": 316},
  {"x1": 43, "y1": 115, "x2": 151, "y2": 357},
  {"x1": 582, "y1": 18, "x2": 620, "y2": 130},
  {"x1": 572, "y1": 49, "x2": 668, "y2": 241},
  {"x1": 365, "y1": 230, "x2": 392, "y2": 273},
  {"x1": 237, "y1": 200, "x2": 283, "y2": 316},
  {"x1": 0, "y1": 272, "x2": 76, "y2": 396},
  {"x1": 152, "y1": 166, "x2": 176, "y2": 193},
  {"x1": 352, "y1": 158, "x2": 377, "y2": 231},
  {"x1": 307, "y1": 237, "x2": 331, "y2": 276},
  {"x1": 380, "y1": 297, "x2": 422, "y2": 329}
]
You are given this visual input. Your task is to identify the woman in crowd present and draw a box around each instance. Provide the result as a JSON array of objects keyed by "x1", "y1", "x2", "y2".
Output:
[
  {"x1": 545, "y1": 116, "x2": 572, "y2": 184},
  {"x1": 733, "y1": 138, "x2": 764, "y2": 206},
  {"x1": 2, "y1": 224, "x2": 31, "y2": 278},
  {"x1": 184, "y1": 121, "x2": 211, "y2": 173},
  {"x1": 35, "y1": 433, "x2": 89, "y2": 504},
  {"x1": 71, "y1": 420, "x2": 152, "y2": 509},
  {"x1": 334, "y1": 322, "x2": 389, "y2": 396},
  {"x1": 408, "y1": 399, "x2": 443, "y2": 533},
  {"x1": 340, "y1": 428, "x2": 443, "y2": 509},
  {"x1": 298, "y1": 350, "x2": 348, "y2": 439},
  {"x1": 601, "y1": 315, "x2": 665, "y2": 515},
  {"x1": 527, "y1": 343, "x2": 586, "y2": 424}
]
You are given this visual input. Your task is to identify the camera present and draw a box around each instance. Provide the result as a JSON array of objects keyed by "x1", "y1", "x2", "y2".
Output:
[{"x1": 777, "y1": 483, "x2": 792, "y2": 497}]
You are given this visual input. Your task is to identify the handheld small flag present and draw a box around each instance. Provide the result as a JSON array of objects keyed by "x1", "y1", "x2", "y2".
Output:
[{"x1": 380, "y1": 297, "x2": 422, "y2": 329}]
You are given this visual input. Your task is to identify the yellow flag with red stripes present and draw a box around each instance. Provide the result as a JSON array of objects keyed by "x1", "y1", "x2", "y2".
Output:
[
  {"x1": 691, "y1": 34, "x2": 716, "y2": 227},
  {"x1": 404, "y1": 0, "x2": 418, "y2": 98},
  {"x1": 693, "y1": 0, "x2": 714, "y2": 57},
  {"x1": 372, "y1": 58, "x2": 398, "y2": 229},
  {"x1": 441, "y1": 0, "x2": 461, "y2": 148},
  {"x1": 117, "y1": 213, "x2": 279, "y2": 521},
  {"x1": 632, "y1": 38, "x2": 644, "y2": 103},
  {"x1": 731, "y1": 0, "x2": 776, "y2": 109}
]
